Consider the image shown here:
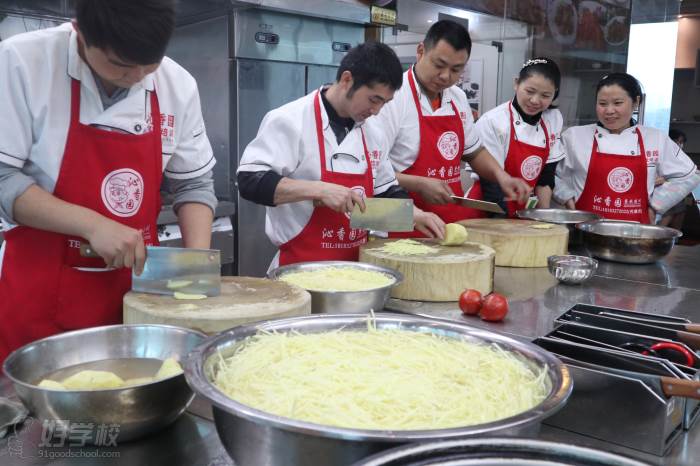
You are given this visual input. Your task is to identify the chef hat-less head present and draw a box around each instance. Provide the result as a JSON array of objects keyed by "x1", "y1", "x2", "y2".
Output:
[{"x1": 74, "y1": 0, "x2": 176, "y2": 65}]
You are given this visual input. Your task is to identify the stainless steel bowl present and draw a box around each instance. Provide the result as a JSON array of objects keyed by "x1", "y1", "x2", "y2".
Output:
[
  {"x1": 3, "y1": 324, "x2": 206, "y2": 442},
  {"x1": 516, "y1": 209, "x2": 601, "y2": 246},
  {"x1": 185, "y1": 313, "x2": 572, "y2": 466},
  {"x1": 268, "y1": 261, "x2": 403, "y2": 313},
  {"x1": 547, "y1": 255, "x2": 598, "y2": 285},
  {"x1": 352, "y1": 438, "x2": 650, "y2": 466},
  {"x1": 576, "y1": 220, "x2": 682, "y2": 264}
]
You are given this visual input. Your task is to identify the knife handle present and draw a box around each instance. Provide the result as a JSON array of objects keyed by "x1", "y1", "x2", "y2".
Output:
[
  {"x1": 660, "y1": 377, "x2": 700, "y2": 400},
  {"x1": 676, "y1": 330, "x2": 700, "y2": 351},
  {"x1": 80, "y1": 243, "x2": 101, "y2": 258}
]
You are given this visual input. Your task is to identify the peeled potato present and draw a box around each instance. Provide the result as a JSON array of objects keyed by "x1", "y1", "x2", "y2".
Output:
[
  {"x1": 440, "y1": 223, "x2": 468, "y2": 246},
  {"x1": 123, "y1": 377, "x2": 156, "y2": 387},
  {"x1": 166, "y1": 279, "x2": 193, "y2": 290},
  {"x1": 531, "y1": 224, "x2": 554, "y2": 229},
  {"x1": 62, "y1": 370, "x2": 125, "y2": 390},
  {"x1": 155, "y1": 357, "x2": 183, "y2": 379},
  {"x1": 38, "y1": 379, "x2": 66, "y2": 390},
  {"x1": 173, "y1": 291, "x2": 207, "y2": 300}
]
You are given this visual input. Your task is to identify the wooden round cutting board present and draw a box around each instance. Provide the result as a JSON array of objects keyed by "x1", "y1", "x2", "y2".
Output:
[
  {"x1": 359, "y1": 240, "x2": 495, "y2": 302},
  {"x1": 458, "y1": 219, "x2": 568, "y2": 267},
  {"x1": 123, "y1": 277, "x2": 312, "y2": 334}
]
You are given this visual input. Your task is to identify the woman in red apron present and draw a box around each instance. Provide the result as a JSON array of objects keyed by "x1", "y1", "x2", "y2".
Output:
[
  {"x1": 278, "y1": 91, "x2": 374, "y2": 265},
  {"x1": 477, "y1": 58, "x2": 562, "y2": 217},
  {"x1": 574, "y1": 74, "x2": 649, "y2": 223},
  {"x1": 392, "y1": 68, "x2": 483, "y2": 238},
  {"x1": 0, "y1": 78, "x2": 163, "y2": 363}
]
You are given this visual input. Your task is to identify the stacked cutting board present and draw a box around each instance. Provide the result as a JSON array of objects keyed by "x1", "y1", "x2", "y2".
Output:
[
  {"x1": 458, "y1": 219, "x2": 568, "y2": 267},
  {"x1": 359, "y1": 239, "x2": 495, "y2": 301},
  {"x1": 124, "y1": 277, "x2": 311, "y2": 334}
]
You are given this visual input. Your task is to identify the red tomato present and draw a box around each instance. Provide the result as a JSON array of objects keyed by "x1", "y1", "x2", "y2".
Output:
[
  {"x1": 480, "y1": 293, "x2": 509, "y2": 322},
  {"x1": 459, "y1": 289, "x2": 483, "y2": 315}
]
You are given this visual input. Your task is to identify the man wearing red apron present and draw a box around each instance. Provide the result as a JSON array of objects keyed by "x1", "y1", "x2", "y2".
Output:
[
  {"x1": 237, "y1": 43, "x2": 445, "y2": 270},
  {"x1": 368, "y1": 20, "x2": 531, "y2": 237},
  {"x1": 502, "y1": 103, "x2": 550, "y2": 217},
  {"x1": 0, "y1": 0, "x2": 217, "y2": 363},
  {"x1": 278, "y1": 92, "x2": 374, "y2": 264},
  {"x1": 391, "y1": 69, "x2": 484, "y2": 238},
  {"x1": 576, "y1": 128, "x2": 649, "y2": 223}
]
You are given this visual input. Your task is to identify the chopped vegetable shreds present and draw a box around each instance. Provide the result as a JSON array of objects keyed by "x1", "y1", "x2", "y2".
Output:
[
  {"x1": 280, "y1": 267, "x2": 394, "y2": 292},
  {"x1": 376, "y1": 239, "x2": 439, "y2": 255},
  {"x1": 213, "y1": 324, "x2": 548, "y2": 430}
]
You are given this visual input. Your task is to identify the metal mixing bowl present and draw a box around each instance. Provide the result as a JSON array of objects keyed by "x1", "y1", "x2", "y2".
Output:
[
  {"x1": 547, "y1": 255, "x2": 598, "y2": 285},
  {"x1": 185, "y1": 313, "x2": 572, "y2": 466},
  {"x1": 268, "y1": 261, "x2": 403, "y2": 313},
  {"x1": 516, "y1": 209, "x2": 601, "y2": 246},
  {"x1": 352, "y1": 437, "x2": 650, "y2": 466},
  {"x1": 576, "y1": 220, "x2": 682, "y2": 264},
  {"x1": 3, "y1": 324, "x2": 205, "y2": 442}
]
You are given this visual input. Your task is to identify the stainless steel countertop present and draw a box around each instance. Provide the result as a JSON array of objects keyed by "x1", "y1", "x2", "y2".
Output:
[{"x1": 2, "y1": 245, "x2": 700, "y2": 465}]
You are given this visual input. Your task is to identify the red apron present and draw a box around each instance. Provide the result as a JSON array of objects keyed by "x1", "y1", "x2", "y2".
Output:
[
  {"x1": 0, "y1": 79, "x2": 162, "y2": 363},
  {"x1": 393, "y1": 69, "x2": 482, "y2": 238},
  {"x1": 278, "y1": 91, "x2": 374, "y2": 265},
  {"x1": 503, "y1": 103, "x2": 550, "y2": 217},
  {"x1": 576, "y1": 128, "x2": 649, "y2": 223}
]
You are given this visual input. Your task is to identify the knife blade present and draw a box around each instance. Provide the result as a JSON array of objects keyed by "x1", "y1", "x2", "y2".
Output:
[
  {"x1": 450, "y1": 195, "x2": 505, "y2": 214},
  {"x1": 79, "y1": 243, "x2": 221, "y2": 296},
  {"x1": 133, "y1": 246, "x2": 221, "y2": 297},
  {"x1": 350, "y1": 198, "x2": 414, "y2": 232}
]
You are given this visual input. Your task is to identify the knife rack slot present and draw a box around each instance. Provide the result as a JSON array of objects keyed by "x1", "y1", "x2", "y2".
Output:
[{"x1": 535, "y1": 303, "x2": 700, "y2": 455}]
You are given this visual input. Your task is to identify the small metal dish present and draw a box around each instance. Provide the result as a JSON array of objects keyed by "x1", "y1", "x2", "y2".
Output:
[
  {"x1": 268, "y1": 261, "x2": 403, "y2": 313},
  {"x1": 547, "y1": 255, "x2": 598, "y2": 285}
]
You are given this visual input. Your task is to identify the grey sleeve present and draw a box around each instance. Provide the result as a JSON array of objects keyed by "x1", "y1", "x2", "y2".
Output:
[
  {"x1": 168, "y1": 169, "x2": 218, "y2": 215},
  {"x1": 0, "y1": 161, "x2": 36, "y2": 223}
]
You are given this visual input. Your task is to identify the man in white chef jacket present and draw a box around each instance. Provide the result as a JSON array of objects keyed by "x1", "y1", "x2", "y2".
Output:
[
  {"x1": 367, "y1": 20, "x2": 532, "y2": 233},
  {"x1": 237, "y1": 42, "x2": 445, "y2": 269},
  {"x1": 0, "y1": 0, "x2": 217, "y2": 362}
]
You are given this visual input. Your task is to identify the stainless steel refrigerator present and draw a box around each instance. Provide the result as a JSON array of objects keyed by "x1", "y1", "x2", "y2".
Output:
[{"x1": 168, "y1": 8, "x2": 364, "y2": 277}]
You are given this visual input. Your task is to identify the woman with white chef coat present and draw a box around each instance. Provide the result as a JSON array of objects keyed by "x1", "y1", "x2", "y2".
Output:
[
  {"x1": 0, "y1": 0, "x2": 216, "y2": 363},
  {"x1": 554, "y1": 73, "x2": 700, "y2": 223},
  {"x1": 475, "y1": 58, "x2": 565, "y2": 216},
  {"x1": 237, "y1": 42, "x2": 445, "y2": 270}
]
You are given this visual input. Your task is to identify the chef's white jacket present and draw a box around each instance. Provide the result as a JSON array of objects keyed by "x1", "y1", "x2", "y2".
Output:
[
  {"x1": 474, "y1": 101, "x2": 565, "y2": 167},
  {"x1": 554, "y1": 124, "x2": 699, "y2": 213},
  {"x1": 0, "y1": 23, "x2": 215, "y2": 192},
  {"x1": 366, "y1": 68, "x2": 482, "y2": 173},
  {"x1": 237, "y1": 88, "x2": 399, "y2": 267}
]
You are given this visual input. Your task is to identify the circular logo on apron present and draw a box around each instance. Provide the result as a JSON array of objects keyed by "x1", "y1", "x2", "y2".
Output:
[
  {"x1": 436, "y1": 131, "x2": 460, "y2": 161},
  {"x1": 101, "y1": 169, "x2": 145, "y2": 217},
  {"x1": 520, "y1": 155, "x2": 543, "y2": 181},
  {"x1": 607, "y1": 167, "x2": 634, "y2": 193},
  {"x1": 344, "y1": 186, "x2": 367, "y2": 219}
]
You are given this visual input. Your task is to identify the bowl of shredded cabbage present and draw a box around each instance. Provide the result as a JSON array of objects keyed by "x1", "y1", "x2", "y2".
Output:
[
  {"x1": 4, "y1": 324, "x2": 205, "y2": 442},
  {"x1": 185, "y1": 313, "x2": 572, "y2": 466},
  {"x1": 268, "y1": 261, "x2": 403, "y2": 313}
]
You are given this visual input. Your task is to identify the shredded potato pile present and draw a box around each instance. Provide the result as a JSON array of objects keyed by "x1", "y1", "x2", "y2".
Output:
[
  {"x1": 212, "y1": 325, "x2": 548, "y2": 430},
  {"x1": 376, "y1": 239, "x2": 439, "y2": 256},
  {"x1": 279, "y1": 267, "x2": 394, "y2": 292}
]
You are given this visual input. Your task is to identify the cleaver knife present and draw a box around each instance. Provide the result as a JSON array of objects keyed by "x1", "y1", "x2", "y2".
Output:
[
  {"x1": 350, "y1": 198, "x2": 414, "y2": 232},
  {"x1": 450, "y1": 195, "x2": 505, "y2": 214},
  {"x1": 81, "y1": 244, "x2": 221, "y2": 296}
]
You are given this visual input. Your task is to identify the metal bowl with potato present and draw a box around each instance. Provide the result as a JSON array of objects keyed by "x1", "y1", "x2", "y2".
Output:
[{"x1": 3, "y1": 324, "x2": 205, "y2": 442}]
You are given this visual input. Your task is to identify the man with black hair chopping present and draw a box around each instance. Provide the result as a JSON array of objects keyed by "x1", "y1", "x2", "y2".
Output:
[
  {"x1": 237, "y1": 42, "x2": 445, "y2": 270},
  {"x1": 0, "y1": 0, "x2": 217, "y2": 362}
]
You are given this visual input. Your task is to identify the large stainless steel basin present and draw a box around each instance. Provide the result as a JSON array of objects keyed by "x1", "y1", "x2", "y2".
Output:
[{"x1": 185, "y1": 313, "x2": 572, "y2": 466}]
